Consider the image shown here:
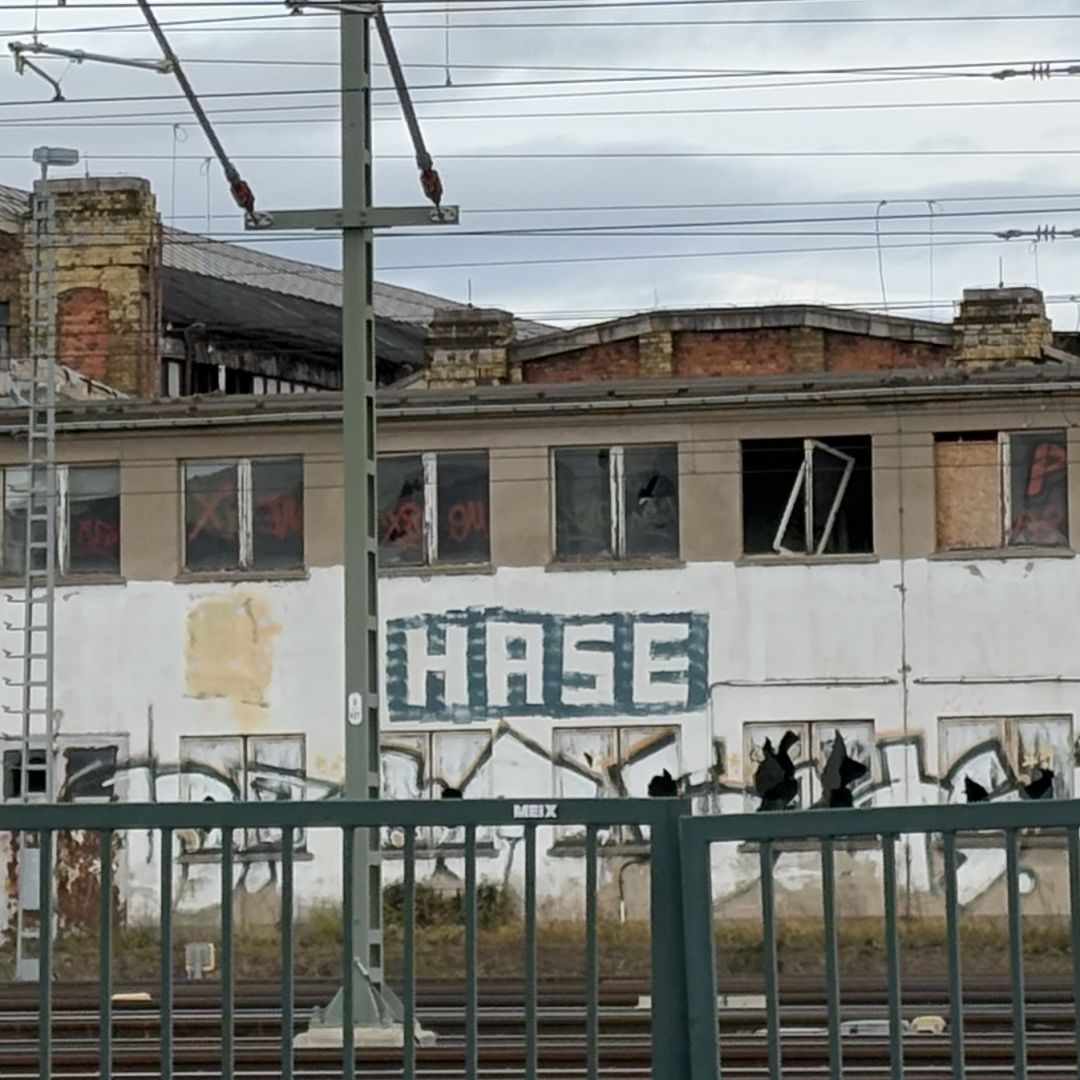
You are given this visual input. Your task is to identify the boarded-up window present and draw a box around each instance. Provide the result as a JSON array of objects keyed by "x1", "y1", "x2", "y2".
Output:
[
  {"x1": 939, "y1": 715, "x2": 1072, "y2": 802},
  {"x1": 57, "y1": 287, "x2": 109, "y2": 383},
  {"x1": 935, "y1": 430, "x2": 1068, "y2": 550},
  {"x1": 179, "y1": 734, "x2": 305, "y2": 855}
]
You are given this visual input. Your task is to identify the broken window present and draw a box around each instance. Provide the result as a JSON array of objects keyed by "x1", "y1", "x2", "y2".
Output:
[
  {"x1": 554, "y1": 444, "x2": 679, "y2": 561},
  {"x1": 743, "y1": 720, "x2": 874, "y2": 811},
  {"x1": 183, "y1": 457, "x2": 304, "y2": 573},
  {"x1": 3, "y1": 464, "x2": 120, "y2": 577},
  {"x1": 939, "y1": 715, "x2": 1072, "y2": 803},
  {"x1": 2, "y1": 748, "x2": 47, "y2": 800},
  {"x1": 179, "y1": 734, "x2": 306, "y2": 855},
  {"x1": 62, "y1": 746, "x2": 118, "y2": 802},
  {"x1": 935, "y1": 430, "x2": 1068, "y2": 551},
  {"x1": 377, "y1": 452, "x2": 490, "y2": 567},
  {"x1": 742, "y1": 437, "x2": 873, "y2": 556}
]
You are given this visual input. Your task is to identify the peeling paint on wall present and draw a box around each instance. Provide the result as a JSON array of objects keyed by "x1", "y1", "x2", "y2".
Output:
[{"x1": 184, "y1": 595, "x2": 281, "y2": 730}]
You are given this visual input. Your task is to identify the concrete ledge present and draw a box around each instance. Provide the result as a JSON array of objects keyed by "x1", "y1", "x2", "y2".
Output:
[{"x1": 295, "y1": 1023, "x2": 437, "y2": 1049}]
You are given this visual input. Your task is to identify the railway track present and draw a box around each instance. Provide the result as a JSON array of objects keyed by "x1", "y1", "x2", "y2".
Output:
[{"x1": 2, "y1": 977, "x2": 1077, "y2": 1078}]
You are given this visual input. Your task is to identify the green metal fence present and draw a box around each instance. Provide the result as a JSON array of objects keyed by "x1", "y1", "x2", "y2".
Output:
[
  {"x1": 679, "y1": 797, "x2": 1080, "y2": 1080},
  {"x1": 0, "y1": 796, "x2": 692, "y2": 1080}
]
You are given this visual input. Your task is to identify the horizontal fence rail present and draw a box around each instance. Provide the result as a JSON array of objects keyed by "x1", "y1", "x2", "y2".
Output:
[
  {"x1": 679, "y1": 798, "x2": 1080, "y2": 1080},
  {"x1": 0, "y1": 797, "x2": 690, "y2": 1080}
]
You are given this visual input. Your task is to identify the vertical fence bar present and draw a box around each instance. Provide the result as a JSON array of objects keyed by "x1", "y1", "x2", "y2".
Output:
[
  {"x1": 99, "y1": 829, "x2": 114, "y2": 1080},
  {"x1": 1068, "y1": 828, "x2": 1080, "y2": 1077},
  {"x1": 221, "y1": 827, "x2": 235, "y2": 1080},
  {"x1": 585, "y1": 825, "x2": 599, "y2": 1080},
  {"x1": 942, "y1": 832, "x2": 965, "y2": 1079},
  {"x1": 881, "y1": 834, "x2": 903, "y2": 1080},
  {"x1": 759, "y1": 840, "x2": 782, "y2": 1080},
  {"x1": 820, "y1": 838, "x2": 842, "y2": 1080},
  {"x1": 342, "y1": 825, "x2": 356, "y2": 1080},
  {"x1": 281, "y1": 828, "x2": 295, "y2": 1080},
  {"x1": 525, "y1": 824, "x2": 538, "y2": 1080},
  {"x1": 38, "y1": 828, "x2": 52, "y2": 1080},
  {"x1": 1005, "y1": 828, "x2": 1027, "y2": 1080},
  {"x1": 464, "y1": 825, "x2": 478, "y2": 1080},
  {"x1": 403, "y1": 827, "x2": 417, "y2": 1080},
  {"x1": 680, "y1": 822, "x2": 719, "y2": 1080},
  {"x1": 160, "y1": 828, "x2": 173, "y2": 1080}
]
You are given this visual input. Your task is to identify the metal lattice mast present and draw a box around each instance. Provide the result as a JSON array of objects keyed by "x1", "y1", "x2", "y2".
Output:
[{"x1": 12, "y1": 150, "x2": 69, "y2": 982}]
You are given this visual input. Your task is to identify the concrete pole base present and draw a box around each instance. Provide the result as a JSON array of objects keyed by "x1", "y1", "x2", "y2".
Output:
[{"x1": 295, "y1": 1023, "x2": 437, "y2": 1050}]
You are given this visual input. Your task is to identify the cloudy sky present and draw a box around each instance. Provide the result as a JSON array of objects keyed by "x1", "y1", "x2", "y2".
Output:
[{"x1": 1, "y1": 0, "x2": 1079, "y2": 327}]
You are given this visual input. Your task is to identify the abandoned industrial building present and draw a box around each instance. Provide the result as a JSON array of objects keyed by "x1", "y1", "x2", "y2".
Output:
[{"x1": 2, "y1": 174, "x2": 1080, "y2": 945}]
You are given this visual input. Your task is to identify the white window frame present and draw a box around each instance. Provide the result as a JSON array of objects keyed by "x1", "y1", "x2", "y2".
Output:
[
  {"x1": 3, "y1": 463, "x2": 120, "y2": 576},
  {"x1": 552, "y1": 444, "x2": 679, "y2": 560},
  {"x1": 772, "y1": 439, "x2": 856, "y2": 556},
  {"x1": 182, "y1": 457, "x2": 304, "y2": 571}
]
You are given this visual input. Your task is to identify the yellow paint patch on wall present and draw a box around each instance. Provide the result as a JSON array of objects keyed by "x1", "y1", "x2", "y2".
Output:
[{"x1": 185, "y1": 595, "x2": 282, "y2": 730}]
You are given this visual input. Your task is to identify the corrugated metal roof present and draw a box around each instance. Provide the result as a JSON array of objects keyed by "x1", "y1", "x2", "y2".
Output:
[
  {"x1": 163, "y1": 226, "x2": 552, "y2": 336},
  {"x1": 0, "y1": 184, "x2": 27, "y2": 234}
]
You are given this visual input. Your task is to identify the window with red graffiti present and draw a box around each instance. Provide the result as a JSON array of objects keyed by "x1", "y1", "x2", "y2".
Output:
[
  {"x1": 183, "y1": 456, "x2": 304, "y2": 573},
  {"x1": 554, "y1": 444, "x2": 679, "y2": 561},
  {"x1": 935, "y1": 429, "x2": 1069, "y2": 551},
  {"x1": 67, "y1": 465, "x2": 120, "y2": 574},
  {"x1": 378, "y1": 451, "x2": 490, "y2": 567},
  {"x1": 2, "y1": 463, "x2": 120, "y2": 577}
]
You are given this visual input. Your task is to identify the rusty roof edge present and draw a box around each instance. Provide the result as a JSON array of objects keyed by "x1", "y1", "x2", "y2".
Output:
[
  {"x1": 0, "y1": 363, "x2": 1078, "y2": 432},
  {"x1": 508, "y1": 305, "x2": 956, "y2": 362}
]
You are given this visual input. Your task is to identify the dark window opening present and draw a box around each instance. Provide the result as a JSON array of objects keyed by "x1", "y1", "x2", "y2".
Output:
[
  {"x1": 624, "y1": 445, "x2": 679, "y2": 558},
  {"x1": 3, "y1": 749, "x2": 47, "y2": 799},
  {"x1": 224, "y1": 368, "x2": 255, "y2": 394},
  {"x1": 191, "y1": 362, "x2": 221, "y2": 395},
  {"x1": 742, "y1": 436, "x2": 873, "y2": 556},
  {"x1": 68, "y1": 465, "x2": 120, "y2": 575},
  {"x1": 63, "y1": 746, "x2": 118, "y2": 801}
]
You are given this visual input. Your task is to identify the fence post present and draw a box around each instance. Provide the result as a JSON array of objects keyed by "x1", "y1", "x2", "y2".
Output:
[{"x1": 649, "y1": 798, "x2": 693, "y2": 1080}]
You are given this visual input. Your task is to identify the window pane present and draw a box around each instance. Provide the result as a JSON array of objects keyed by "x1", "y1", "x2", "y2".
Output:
[
  {"x1": 3, "y1": 467, "x2": 28, "y2": 575},
  {"x1": 68, "y1": 465, "x2": 120, "y2": 574},
  {"x1": 184, "y1": 461, "x2": 240, "y2": 570},
  {"x1": 247, "y1": 735, "x2": 306, "y2": 850},
  {"x1": 1008, "y1": 430, "x2": 1068, "y2": 547},
  {"x1": 555, "y1": 448, "x2": 611, "y2": 558},
  {"x1": 624, "y1": 445, "x2": 679, "y2": 557},
  {"x1": 251, "y1": 457, "x2": 304, "y2": 569},
  {"x1": 811, "y1": 438, "x2": 873, "y2": 555},
  {"x1": 378, "y1": 455, "x2": 425, "y2": 565},
  {"x1": 436, "y1": 453, "x2": 490, "y2": 564},
  {"x1": 741, "y1": 440, "x2": 806, "y2": 554},
  {"x1": 63, "y1": 746, "x2": 118, "y2": 801}
]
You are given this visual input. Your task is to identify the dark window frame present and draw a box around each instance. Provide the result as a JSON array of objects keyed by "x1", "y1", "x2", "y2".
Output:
[
  {"x1": 181, "y1": 456, "x2": 304, "y2": 573},
  {"x1": 552, "y1": 443, "x2": 680, "y2": 562},
  {"x1": 377, "y1": 450, "x2": 491, "y2": 568}
]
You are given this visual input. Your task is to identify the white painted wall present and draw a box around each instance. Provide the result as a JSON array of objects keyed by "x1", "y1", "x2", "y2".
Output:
[{"x1": 2, "y1": 555, "x2": 1077, "y2": 928}]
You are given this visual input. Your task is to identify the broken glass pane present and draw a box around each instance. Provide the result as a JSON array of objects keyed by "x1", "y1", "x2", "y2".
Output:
[
  {"x1": 378, "y1": 455, "x2": 425, "y2": 566},
  {"x1": 184, "y1": 461, "x2": 240, "y2": 571},
  {"x1": 938, "y1": 718, "x2": 1008, "y2": 805},
  {"x1": 1013, "y1": 716, "x2": 1072, "y2": 799},
  {"x1": 437, "y1": 453, "x2": 490, "y2": 564},
  {"x1": 251, "y1": 457, "x2": 304, "y2": 569},
  {"x1": 624, "y1": 445, "x2": 679, "y2": 557},
  {"x1": 62, "y1": 745, "x2": 118, "y2": 801},
  {"x1": 67, "y1": 466, "x2": 120, "y2": 574},
  {"x1": 1008, "y1": 430, "x2": 1068, "y2": 547},
  {"x1": 555, "y1": 448, "x2": 611, "y2": 558},
  {"x1": 811, "y1": 722, "x2": 873, "y2": 804}
]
